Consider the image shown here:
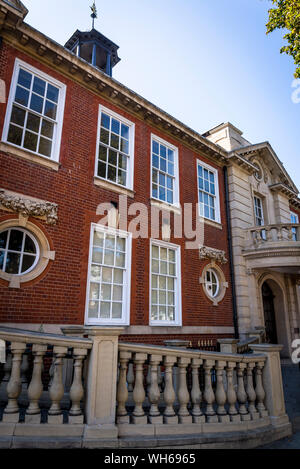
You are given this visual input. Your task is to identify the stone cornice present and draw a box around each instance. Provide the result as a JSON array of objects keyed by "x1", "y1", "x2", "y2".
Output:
[
  {"x1": 199, "y1": 246, "x2": 228, "y2": 264},
  {"x1": 0, "y1": 189, "x2": 58, "y2": 225},
  {"x1": 269, "y1": 183, "x2": 298, "y2": 198},
  {"x1": 0, "y1": 2, "x2": 229, "y2": 167},
  {"x1": 290, "y1": 197, "x2": 300, "y2": 210},
  {"x1": 227, "y1": 152, "x2": 259, "y2": 175}
]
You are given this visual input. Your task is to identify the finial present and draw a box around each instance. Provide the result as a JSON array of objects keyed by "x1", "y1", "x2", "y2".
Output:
[{"x1": 90, "y1": 1, "x2": 97, "y2": 29}]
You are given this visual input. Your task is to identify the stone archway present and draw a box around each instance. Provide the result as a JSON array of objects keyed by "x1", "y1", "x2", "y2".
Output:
[{"x1": 261, "y1": 278, "x2": 290, "y2": 357}]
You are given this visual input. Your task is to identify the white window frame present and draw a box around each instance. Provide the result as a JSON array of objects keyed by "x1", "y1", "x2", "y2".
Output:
[
  {"x1": 196, "y1": 159, "x2": 221, "y2": 223},
  {"x1": 85, "y1": 223, "x2": 132, "y2": 326},
  {"x1": 150, "y1": 134, "x2": 180, "y2": 208},
  {"x1": 149, "y1": 239, "x2": 182, "y2": 327},
  {"x1": 0, "y1": 227, "x2": 40, "y2": 276},
  {"x1": 254, "y1": 196, "x2": 265, "y2": 226},
  {"x1": 95, "y1": 105, "x2": 135, "y2": 191},
  {"x1": 2, "y1": 58, "x2": 66, "y2": 162}
]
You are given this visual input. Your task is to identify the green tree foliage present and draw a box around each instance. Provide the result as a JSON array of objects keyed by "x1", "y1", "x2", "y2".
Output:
[{"x1": 266, "y1": 0, "x2": 300, "y2": 77}]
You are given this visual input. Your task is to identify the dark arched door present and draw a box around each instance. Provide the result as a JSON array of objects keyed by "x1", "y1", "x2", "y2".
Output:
[{"x1": 262, "y1": 282, "x2": 278, "y2": 344}]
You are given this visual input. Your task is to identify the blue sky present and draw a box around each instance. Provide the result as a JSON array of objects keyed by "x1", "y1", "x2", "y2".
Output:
[{"x1": 23, "y1": 0, "x2": 300, "y2": 190}]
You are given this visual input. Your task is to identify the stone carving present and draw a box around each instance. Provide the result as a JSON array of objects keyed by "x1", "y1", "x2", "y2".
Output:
[
  {"x1": 0, "y1": 189, "x2": 58, "y2": 225},
  {"x1": 199, "y1": 246, "x2": 228, "y2": 264}
]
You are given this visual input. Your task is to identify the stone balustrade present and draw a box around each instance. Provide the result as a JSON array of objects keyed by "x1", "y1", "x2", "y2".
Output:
[
  {"x1": 116, "y1": 342, "x2": 284, "y2": 434},
  {"x1": 246, "y1": 223, "x2": 300, "y2": 248},
  {"x1": 0, "y1": 327, "x2": 292, "y2": 448},
  {"x1": 0, "y1": 327, "x2": 92, "y2": 425}
]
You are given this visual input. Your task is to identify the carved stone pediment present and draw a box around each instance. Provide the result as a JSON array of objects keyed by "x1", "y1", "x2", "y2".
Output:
[
  {"x1": 0, "y1": 189, "x2": 58, "y2": 225},
  {"x1": 199, "y1": 246, "x2": 228, "y2": 264}
]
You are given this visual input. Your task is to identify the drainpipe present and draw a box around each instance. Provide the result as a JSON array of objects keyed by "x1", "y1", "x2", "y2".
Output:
[{"x1": 223, "y1": 165, "x2": 239, "y2": 339}]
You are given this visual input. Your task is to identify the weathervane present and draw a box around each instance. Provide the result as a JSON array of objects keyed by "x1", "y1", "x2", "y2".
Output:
[{"x1": 90, "y1": 1, "x2": 97, "y2": 29}]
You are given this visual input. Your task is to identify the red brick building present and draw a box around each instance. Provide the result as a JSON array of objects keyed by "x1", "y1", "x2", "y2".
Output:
[{"x1": 0, "y1": 0, "x2": 236, "y2": 346}]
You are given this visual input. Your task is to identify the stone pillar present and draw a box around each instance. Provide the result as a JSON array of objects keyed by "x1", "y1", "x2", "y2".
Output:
[
  {"x1": 217, "y1": 338, "x2": 239, "y2": 354},
  {"x1": 250, "y1": 344, "x2": 291, "y2": 428},
  {"x1": 84, "y1": 327, "x2": 123, "y2": 440}
]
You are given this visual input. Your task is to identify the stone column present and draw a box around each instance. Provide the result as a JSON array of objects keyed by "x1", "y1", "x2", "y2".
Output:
[
  {"x1": 250, "y1": 344, "x2": 291, "y2": 429},
  {"x1": 84, "y1": 327, "x2": 124, "y2": 440},
  {"x1": 217, "y1": 339, "x2": 239, "y2": 354}
]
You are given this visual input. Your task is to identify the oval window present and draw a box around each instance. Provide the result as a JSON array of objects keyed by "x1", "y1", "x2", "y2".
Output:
[
  {"x1": 0, "y1": 228, "x2": 39, "y2": 275},
  {"x1": 205, "y1": 268, "x2": 219, "y2": 298}
]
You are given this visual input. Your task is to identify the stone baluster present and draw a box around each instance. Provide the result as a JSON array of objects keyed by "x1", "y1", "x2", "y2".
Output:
[
  {"x1": 132, "y1": 353, "x2": 147, "y2": 424},
  {"x1": 203, "y1": 359, "x2": 218, "y2": 423},
  {"x1": 116, "y1": 351, "x2": 131, "y2": 424},
  {"x1": 127, "y1": 362, "x2": 134, "y2": 392},
  {"x1": 246, "y1": 362, "x2": 259, "y2": 420},
  {"x1": 254, "y1": 361, "x2": 268, "y2": 418},
  {"x1": 3, "y1": 342, "x2": 26, "y2": 423},
  {"x1": 226, "y1": 361, "x2": 240, "y2": 422},
  {"x1": 163, "y1": 356, "x2": 178, "y2": 424},
  {"x1": 48, "y1": 346, "x2": 68, "y2": 424},
  {"x1": 215, "y1": 360, "x2": 229, "y2": 422},
  {"x1": 20, "y1": 347, "x2": 30, "y2": 391},
  {"x1": 0, "y1": 349, "x2": 12, "y2": 398},
  {"x1": 277, "y1": 226, "x2": 283, "y2": 241},
  {"x1": 69, "y1": 348, "x2": 88, "y2": 424},
  {"x1": 191, "y1": 358, "x2": 205, "y2": 423},
  {"x1": 157, "y1": 365, "x2": 163, "y2": 394},
  {"x1": 148, "y1": 354, "x2": 163, "y2": 424},
  {"x1": 25, "y1": 344, "x2": 47, "y2": 423},
  {"x1": 266, "y1": 227, "x2": 273, "y2": 241},
  {"x1": 236, "y1": 363, "x2": 250, "y2": 421},
  {"x1": 177, "y1": 357, "x2": 192, "y2": 423},
  {"x1": 287, "y1": 226, "x2": 293, "y2": 240}
]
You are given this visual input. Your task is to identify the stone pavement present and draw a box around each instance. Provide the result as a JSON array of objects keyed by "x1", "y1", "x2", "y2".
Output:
[{"x1": 259, "y1": 361, "x2": 300, "y2": 449}]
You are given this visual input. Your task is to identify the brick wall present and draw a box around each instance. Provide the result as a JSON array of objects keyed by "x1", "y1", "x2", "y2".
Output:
[{"x1": 0, "y1": 43, "x2": 234, "y2": 339}]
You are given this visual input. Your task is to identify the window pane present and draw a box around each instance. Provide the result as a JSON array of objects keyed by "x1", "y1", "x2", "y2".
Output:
[
  {"x1": 104, "y1": 249, "x2": 114, "y2": 266},
  {"x1": 120, "y1": 138, "x2": 129, "y2": 154},
  {"x1": 117, "y1": 170, "x2": 126, "y2": 186},
  {"x1": 41, "y1": 120, "x2": 54, "y2": 139},
  {"x1": 23, "y1": 131, "x2": 38, "y2": 152},
  {"x1": 102, "y1": 267, "x2": 112, "y2": 283},
  {"x1": 152, "y1": 140, "x2": 159, "y2": 154},
  {"x1": 38, "y1": 137, "x2": 52, "y2": 157},
  {"x1": 5, "y1": 252, "x2": 21, "y2": 274},
  {"x1": 105, "y1": 235, "x2": 115, "y2": 250},
  {"x1": 100, "y1": 302, "x2": 110, "y2": 319},
  {"x1": 30, "y1": 93, "x2": 43, "y2": 114},
  {"x1": 92, "y1": 247, "x2": 103, "y2": 264},
  {"x1": 44, "y1": 100, "x2": 57, "y2": 119},
  {"x1": 24, "y1": 235, "x2": 36, "y2": 254},
  {"x1": 0, "y1": 252, "x2": 4, "y2": 270},
  {"x1": 100, "y1": 128, "x2": 109, "y2": 144},
  {"x1": 111, "y1": 118, "x2": 120, "y2": 134},
  {"x1": 8, "y1": 230, "x2": 23, "y2": 251},
  {"x1": 88, "y1": 301, "x2": 99, "y2": 318},
  {"x1": 99, "y1": 145, "x2": 107, "y2": 161},
  {"x1": 107, "y1": 165, "x2": 117, "y2": 182},
  {"x1": 110, "y1": 134, "x2": 119, "y2": 149},
  {"x1": 114, "y1": 269, "x2": 123, "y2": 284},
  {"x1": 121, "y1": 124, "x2": 129, "y2": 139},
  {"x1": 113, "y1": 285, "x2": 122, "y2": 301},
  {"x1": 90, "y1": 283, "x2": 100, "y2": 300},
  {"x1": 108, "y1": 149, "x2": 117, "y2": 166},
  {"x1": 115, "y1": 252, "x2": 125, "y2": 267},
  {"x1": 98, "y1": 162, "x2": 107, "y2": 178},
  {"x1": 112, "y1": 303, "x2": 122, "y2": 319},
  {"x1": 0, "y1": 231, "x2": 8, "y2": 249},
  {"x1": 18, "y1": 69, "x2": 32, "y2": 89},
  {"x1": 101, "y1": 284, "x2": 111, "y2": 300},
  {"x1": 33, "y1": 77, "x2": 46, "y2": 97},
  {"x1": 7, "y1": 125, "x2": 23, "y2": 146},
  {"x1": 15, "y1": 86, "x2": 29, "y2": 107},
  {"x1": 90, "y1": 265, "x2": 101, "y2": 281},
  {"x1": 26, "y1": 113, "x2": 40, "y2": 133},
  {"x1": 101, "y1": 113, "x2": 110, "y2": 129},
  {"x1": 11, "y1": 106, "x2": 26, "y2": 126},
  {"x1": 46, "y1": 84, "x2": 59, "y2": 103}
]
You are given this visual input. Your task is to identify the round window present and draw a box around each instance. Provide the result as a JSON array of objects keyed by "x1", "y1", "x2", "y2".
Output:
[
  {"x1": 205, "y1": 268, "x2": 219, "y2": 298},
  {"x1": 0, "y1": 228, "x2": 39, "y2": 276}
]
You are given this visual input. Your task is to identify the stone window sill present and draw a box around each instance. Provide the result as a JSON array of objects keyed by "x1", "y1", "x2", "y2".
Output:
[
  {"x1": 93, "y1": 176, "x2": 135, "y2": 198},
  {"x1": 0, "y1": 142, "x2": 60, "y2": 171}
]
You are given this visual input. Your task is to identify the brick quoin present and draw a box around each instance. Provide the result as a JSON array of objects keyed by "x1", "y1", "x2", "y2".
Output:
[{"x1": 0, "y1": 43, "x2": 235, "y2": 343}]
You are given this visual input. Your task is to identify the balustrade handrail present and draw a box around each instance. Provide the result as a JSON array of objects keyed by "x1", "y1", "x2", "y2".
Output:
[
  {"x1": 248, "y1": 222, "x2": 300, "y2": 231},
  {"x1": 118, "y1": 341, "x2": 266, "y2": 363},
  {"x1": 0, "y1": 326, "x2": 92, "y2": 350}
]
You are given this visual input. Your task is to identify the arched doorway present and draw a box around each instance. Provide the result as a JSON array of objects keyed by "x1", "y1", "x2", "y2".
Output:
[{"x1": 262, "y1": 281, "x2": 278, "y2": 344}]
